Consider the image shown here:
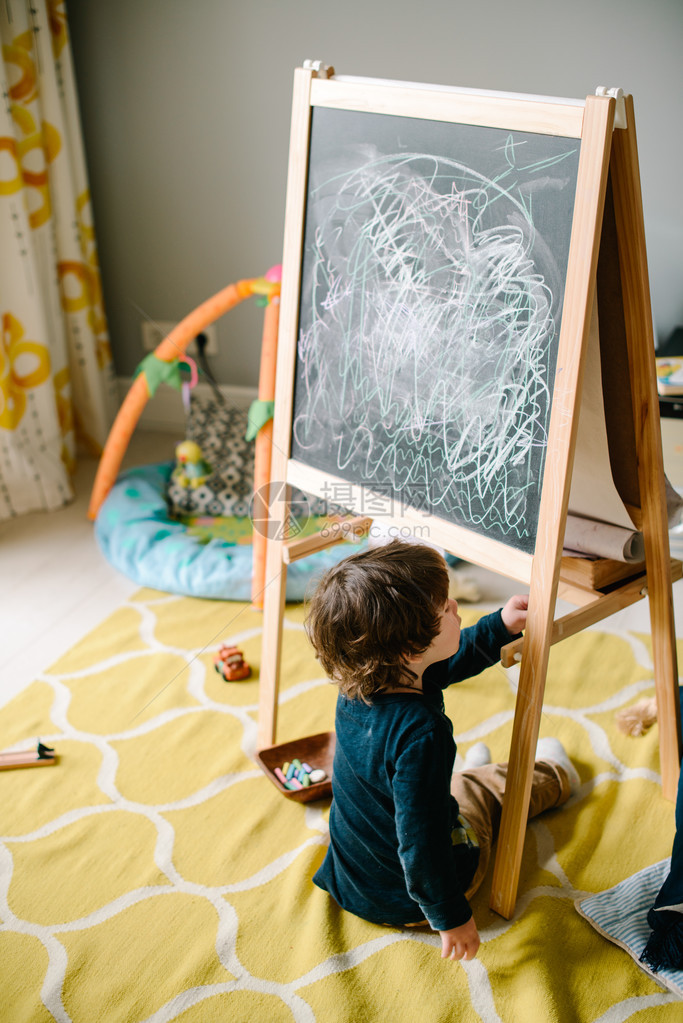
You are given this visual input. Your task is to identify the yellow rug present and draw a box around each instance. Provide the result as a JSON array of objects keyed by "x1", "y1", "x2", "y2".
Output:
[{"x1": 1, "y1": 589, "x2": 681, "y2": 1022}]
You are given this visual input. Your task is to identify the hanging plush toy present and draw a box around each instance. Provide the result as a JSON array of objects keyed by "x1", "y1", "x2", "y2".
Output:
[{"x1": 172, "y1": 440, "x2": 212, "y2": 488}]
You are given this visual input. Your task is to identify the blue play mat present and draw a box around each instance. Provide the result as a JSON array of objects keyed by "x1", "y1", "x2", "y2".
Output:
[{"x1": 95, "y1": 461, "x2": 362, "y2": 602}]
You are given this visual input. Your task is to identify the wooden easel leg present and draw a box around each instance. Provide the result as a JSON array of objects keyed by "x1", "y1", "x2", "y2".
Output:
[
  {"x1": 609, "y1": 94, "x2": 682, "y2": 796},
  {"x1": 257, "y1": 486, "x2": 289, "y2": 750},
  {"x1": 489, "y1": 95, "x2": 615, "y2": 917},
  {"x1": 490, "y1": 613, "x2": 554, "y2": 918},
  {"x1": 258, "y1": 539, "x2": 287, "y2": 749},
  {"x1": 648, "y1": 570, "x2": 682, "y2": 799}
]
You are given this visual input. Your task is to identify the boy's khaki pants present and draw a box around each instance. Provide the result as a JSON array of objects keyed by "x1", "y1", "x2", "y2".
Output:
[{"x1": 451, "y1": 759, "x2": 573, "y2": 899}]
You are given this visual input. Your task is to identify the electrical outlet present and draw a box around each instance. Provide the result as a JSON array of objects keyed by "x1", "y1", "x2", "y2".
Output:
[{"x1": 141, "y1": 320, "x2": 219, "y2": 356}]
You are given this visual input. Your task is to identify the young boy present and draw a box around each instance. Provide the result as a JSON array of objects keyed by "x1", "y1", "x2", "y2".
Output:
[{"x1": 305, "y1": 539, "x2": 578, "y2": 962}]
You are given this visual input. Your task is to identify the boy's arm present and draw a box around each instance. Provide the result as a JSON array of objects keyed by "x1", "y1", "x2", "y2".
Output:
[
  {"x1": 393, "y1": 725, "x2": 474, "y2": 933},
  {"x1": 441, "y1": 609, "x2": 520, "y2": 686}
]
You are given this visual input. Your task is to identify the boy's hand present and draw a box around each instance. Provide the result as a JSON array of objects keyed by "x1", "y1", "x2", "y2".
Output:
[
  {"x1": 501, "y1": 594, "x2": 529, "y2": 635},
  {"x1": 439, "y1": 916, "x2": 480, "y2": 961}
]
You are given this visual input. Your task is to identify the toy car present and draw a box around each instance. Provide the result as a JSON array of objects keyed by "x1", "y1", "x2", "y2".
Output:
[{"x1": 214, "y1": 644, "x2": 251, "y2": 681}]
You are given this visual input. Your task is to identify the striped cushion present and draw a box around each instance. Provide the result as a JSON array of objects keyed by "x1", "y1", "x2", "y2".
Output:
[{"x1": 576, "y1": 859, "x2": 683, "y2": 998}]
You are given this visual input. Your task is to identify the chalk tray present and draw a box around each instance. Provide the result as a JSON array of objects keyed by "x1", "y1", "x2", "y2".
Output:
[{"x1": 255, "y1": 731, "x2": 335, "y2": 802}]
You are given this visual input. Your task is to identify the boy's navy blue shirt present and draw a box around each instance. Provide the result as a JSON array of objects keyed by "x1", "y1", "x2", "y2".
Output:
[{"x1": 313, "y1": 610, "x2": 514, "y2": 932}]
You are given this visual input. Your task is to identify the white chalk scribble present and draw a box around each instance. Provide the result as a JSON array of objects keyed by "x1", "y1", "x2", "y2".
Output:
[{"x1": 292, "y1": 125, "x2": 579, "y2": 549}]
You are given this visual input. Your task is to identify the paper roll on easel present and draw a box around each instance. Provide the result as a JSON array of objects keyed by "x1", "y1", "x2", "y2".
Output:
[
  {"x1": 563, "y1": 514, "x2": 644, "y2": 562},
  {"x1": 568, "y1": 299, "x2": 638, "y2": 533},
  {"x1": 566, "y1": 297, "x2": 683, "y2": 561}
]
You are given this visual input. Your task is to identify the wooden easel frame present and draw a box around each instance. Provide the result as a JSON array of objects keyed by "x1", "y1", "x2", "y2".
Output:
[{"x1": 258, "y1": 68, "x2": 682, "y2": 918}]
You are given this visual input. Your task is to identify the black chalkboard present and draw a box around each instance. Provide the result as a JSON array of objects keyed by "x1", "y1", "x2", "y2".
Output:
[{"x1": 290, "y1": 107, "x2": 581, "y2": 553}]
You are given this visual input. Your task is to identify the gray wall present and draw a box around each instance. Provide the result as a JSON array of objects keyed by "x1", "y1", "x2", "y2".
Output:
[{"x1": 67, "y1": 0, "x2": 683, "y2": 386}]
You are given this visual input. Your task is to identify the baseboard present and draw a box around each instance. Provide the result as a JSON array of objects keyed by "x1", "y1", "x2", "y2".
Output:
[{"x1": 117, "y1": 378, "x2": 258, "y2": 433}]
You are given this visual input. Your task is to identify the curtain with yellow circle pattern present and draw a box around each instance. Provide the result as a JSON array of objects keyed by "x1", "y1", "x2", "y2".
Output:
[{"x1": 0, "y1": 0, "x2": 117, "y2": 519}]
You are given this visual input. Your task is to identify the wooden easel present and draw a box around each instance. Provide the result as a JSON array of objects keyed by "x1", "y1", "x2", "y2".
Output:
[{"x1": 258, "y1": 66, "x2": 682, "y2": 919}]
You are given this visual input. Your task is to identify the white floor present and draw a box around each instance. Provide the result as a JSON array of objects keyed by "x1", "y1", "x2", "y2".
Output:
[
  {"x1": 1, "y1": 426, "x2": 682, "y2": 713},
  {"x1": 0, "y1": 430, "x2": 182, "y2": 711}
]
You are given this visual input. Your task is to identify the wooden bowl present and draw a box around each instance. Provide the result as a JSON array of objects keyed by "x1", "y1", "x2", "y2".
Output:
[{"x1": 255, "y1": 731, "x2": 335, "y2": 802}]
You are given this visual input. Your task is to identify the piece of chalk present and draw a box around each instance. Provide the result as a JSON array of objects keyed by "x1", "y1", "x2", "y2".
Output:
[
  {"x1": 302, "y1": 774, "x2": 311, "y2": 787},
  {"x1": 282, "y1": 761, "x2": 291, "y2": 774},
  {"x1": 286, "y1": 763, "x2": 296, "y2": 780},
  {"x1": 292, "y1": 758, "x2": 302, "y2": 769},
  {"x1": 302, "y1": 762, "x2": 312, "y2": 773},
  {"x1": 289, "y1": 777, "x2": 303, "y2": 789},
  {"x1": 274, "y1": 767, "x2": 287, "y2": 784},
  {"x1": 309, "y1": 769, "x2": 326, "y2": 784},
  {"x1": 284, "y1": 780, "x2": 298, "y2": 790}
]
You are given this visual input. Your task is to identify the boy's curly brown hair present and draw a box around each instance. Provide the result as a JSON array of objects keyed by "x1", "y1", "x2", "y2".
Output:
[{"x1": 305, "y1": 539, "x2": 449, "y2": 702}]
